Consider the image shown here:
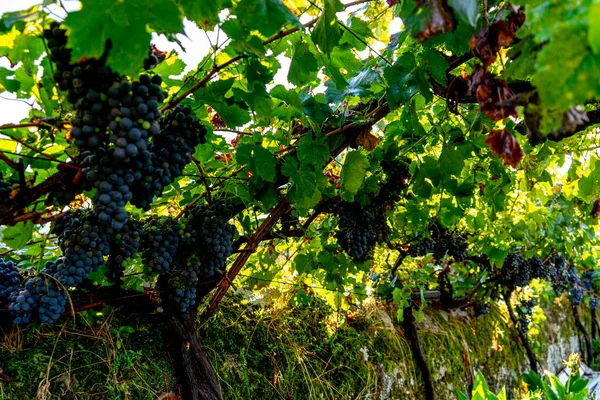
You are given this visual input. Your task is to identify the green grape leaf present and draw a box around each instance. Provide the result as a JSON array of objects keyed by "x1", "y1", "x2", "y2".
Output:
[
  {"x1": 234, "y1": 0, "x2": 301, "y2": 37},
  {"x1": 448, "y1": 0, "x2": 479, "y2": 28},
  {"x1": 589, "y1": 2, "x2": 600, "y2": 54},
  {"x1": 288, "y1": 41, "x2": 319, "y2": 86},
  {"x1": 311, "y1": 0, "x2": 344, "y2": 55},
  {"x1": 578, "y1": 173, "x2": 597, "y2": 202},
  {"x1": 297, "y1": 134, "x2": 330, "y2": 168},
  {"x1": 64, "y1": 0, "x2": 183, "y2": 76},
  {"x1": 532, "y1": 26, "x2": 600, "y2": 110},
  {"x1": 210, "y1": 103, "x2": 251, "y2": 128},
  {"x1": 179, "y1": 0, "x2": 227, "y2": 30},
  {"x1": 340, "y1": 17, "x2": 373, "y2": 50},
  {"x1": 421, "y1": 48, "x2": 448, "y2": 85},
  {"x1": 339, "y1": 150, "x2": 369, "y2": 197},
  {"x1": 325, "y1": 67, "x2": 379, "y2": 103},
  {"x1": 445, "y1": 20, "x2": 474, "y2": 56},
  {"x1": 300, "y1": 90, "x2": 332, "y2": 124},
  {"x1": 384, "y1": 55, "x2": 419, "y2": 109},
  {"x1": 439, "y1": 144, "x2": 468, "y2": 176},
  {"x1": 0, "y1": 29, "x2": 45, "y2": 72},
  {"x1": 252, "y1": 146, "x2": 277, "y2": 182},
  {"x1": 282, "y1": 158, "x2": 321, "y2": 212},
  {"x1": 246, "y1": 57, "x2": 274, "y2": 90},
  {"x1": 271, "y1": 84, "x2": 303, "y2": 109},
  {"x1": 0, "y1": 67, "x2": 20, "y2": 93},
  {"x1": 152, "y1": 56, "x2": 185, "y2": 87},
  {"x1": 1, "y1": 221, "x2": 33, "y2": 250}
]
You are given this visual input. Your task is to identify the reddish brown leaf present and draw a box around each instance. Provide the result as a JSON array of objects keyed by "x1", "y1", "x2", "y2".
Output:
[
  {"x1": 210, "y1": 112, "x2": 226, "y2": 129},
  {"x1": 468, "y1": 66, "x2": 517, "y2": 121},
  {"x1": 351, "y1": 128, "x2": 380, "y2": 151},
  {"x1": 469, "y1": 11, "x2": 526, "y2": 67},
  {"x1": 484, "y1": 129, "x2": 523, "y2": 168}
]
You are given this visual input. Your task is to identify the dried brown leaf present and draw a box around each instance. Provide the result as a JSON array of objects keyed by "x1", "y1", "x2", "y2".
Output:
[{"x1": 484, "y1": 129, "x2": 523, "y2": 168}]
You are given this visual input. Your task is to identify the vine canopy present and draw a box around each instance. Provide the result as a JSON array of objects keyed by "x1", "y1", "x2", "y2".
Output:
[{"x1": 0, "y1": 0, "x2": 599, "y2": 324}]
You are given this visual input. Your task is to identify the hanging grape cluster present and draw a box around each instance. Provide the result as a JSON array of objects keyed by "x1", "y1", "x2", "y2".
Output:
[
  {"x1": 44, "y1": 23, "x2": 207, "y2": 232},
  {"x1": 370, "y1": 158, "x2": 412, "y2": 242},
  {"x1": 140, "y1": 216, "x2": 182, "y2": 274},
  {"x1": 547, "y1": 253, "x2": 569, "y2": 294},
  {"x1": 3, "y1": 210, "x2": 113, "y2": 324},
  {"x1": 130, "y1": 105, "x2": 207, "y2": 210},
  {"x1": 2, "y1": 193, "x2": 239, "y2": 323},
  {"x1": 528, "y1": 256, "x2": 551, "y2": 280},
  {"x1": 184, "y1": 200, "x2": 235, "y2": 278},
  {"x1": 501, "y1": 253, "x2": 531, "y2": 289},
  {"x1": 170, "y1": 254, "x2": 201, "y2": 313},
  {"x1": 44, "y1": 22, "x2": 118, "y2": 106},
  {"x1": 0, "y1": 259, "x2": 22, "y2": 300},
  {"x1": 432, "y1": 230, "x2": 468, "y2": 262},
  {"x1": 565, "y1": 264, "x2": 584, "y2": 306},
  {"x1": 377, "y1": 158, "x2": 411, "y2": 205},
  {"x1": 8, "y1": 256, "x2": 74, "y2": 325},
  {"x1": 162, "y1": 200, "x2": 235, "y2": 312},
  {"x1": 408, "y1": 237, "x2": 435, "y2": 257},
  {"x1": 516, "y1": 299, "x2": 536, "y2": 332},
  {"x1": 331, "y1": 200, "x2": 376, "y2": 260},
  {"x1": 105, "y1": 218, "x2": 142, "y2": 284},
  {"x1": 52, "y1": 210, "x2": 112, "y2": 288}
]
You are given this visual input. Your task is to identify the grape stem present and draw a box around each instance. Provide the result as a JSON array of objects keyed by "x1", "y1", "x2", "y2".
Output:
[
  {"x1": 190, "y1": 155, "x2": 212, "y2": 203},
  {"x1": 175, "y1": 166, "x2": 247, "y2": 219}
]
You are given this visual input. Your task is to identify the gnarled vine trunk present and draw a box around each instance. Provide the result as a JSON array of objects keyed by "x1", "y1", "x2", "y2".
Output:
[
  {"x1": 572, "y1": 305, "x2": 593, "y2": 365},
  {"x1": 164, "y1": 310, "x2": 223, "y2": 400},
  {"x1": 403, "y1": 304, "x2": 435, "y2": 400},
  {"x1": 158, "y1": 275, "x2": 223, "y2": 400}
]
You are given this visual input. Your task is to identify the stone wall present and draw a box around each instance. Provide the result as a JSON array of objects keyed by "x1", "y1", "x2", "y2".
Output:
[{"x1": 375, "y1": 298, "x2": 584, "y2": 399}]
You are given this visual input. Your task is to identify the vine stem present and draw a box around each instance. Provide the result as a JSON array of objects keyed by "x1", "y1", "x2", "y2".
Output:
[
  {"x1": 0, "y1": 121, "x2": 68, "y2": 131},
  {"x1": 572, "y1": 304, "x2": 593, "y2": 365},
  {"x1": 503, "y1": 291, "x2": 539, "y2": 374},
  {"x1": 592, "y1": 308, "x2": 600, "y2": 340},
  {"x1": 207, "y1": 198, "x2": 291, "y2": 313},
  {"x1": 161, "y1": 55, "x2": 248, "y2": 112}
]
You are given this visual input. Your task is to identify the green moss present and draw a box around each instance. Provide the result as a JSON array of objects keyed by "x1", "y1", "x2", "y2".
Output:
[{"x1": 0, "y1": 312, "x2": 176, "y2": 399}]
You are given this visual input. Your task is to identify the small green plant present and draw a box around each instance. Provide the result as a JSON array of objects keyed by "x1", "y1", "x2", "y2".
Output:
[
  {"x1": 520, "y1": 354, "x2": 589, "y2": 400},
  {"x1": 456, "y1": 371, "x2": 507, "y2": 400},
  {"x1": 458, "y1": 354, "x2": 590, "y2": 400}
]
